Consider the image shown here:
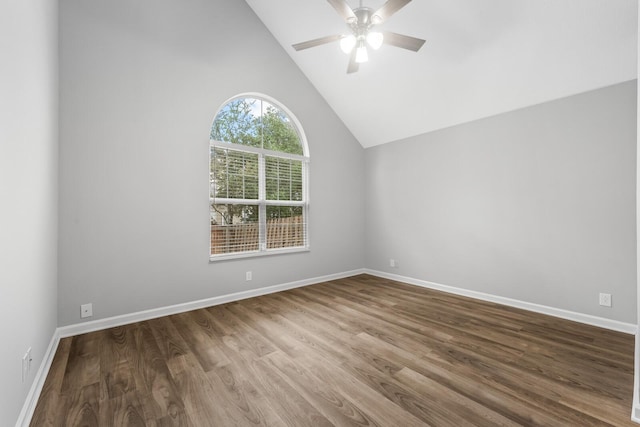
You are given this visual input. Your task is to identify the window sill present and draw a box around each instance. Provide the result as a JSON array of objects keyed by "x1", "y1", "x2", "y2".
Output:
[{"x1": 209, "y1": 246, "x2": 310, "y2": 262}]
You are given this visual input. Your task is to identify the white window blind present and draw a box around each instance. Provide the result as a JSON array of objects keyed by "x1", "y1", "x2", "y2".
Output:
[{"x1": 212, "y1": 148, "x2": 259, "y2": 201}]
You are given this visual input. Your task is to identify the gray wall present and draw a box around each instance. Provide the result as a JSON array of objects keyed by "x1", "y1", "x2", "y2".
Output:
[
  {"x1": 0, "y1": 0, "x2": 58, "y2": 423},
  {"x1": 365, "y1": 81, "x2": 637, "y2": 324},
  {"x1": 57, "y1": 0, "x2": 365, "y2": 326}
]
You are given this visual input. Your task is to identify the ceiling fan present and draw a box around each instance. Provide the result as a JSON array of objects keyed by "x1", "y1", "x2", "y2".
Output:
[{"x1": 292, "y1": 0, "x2": 426, "y2": 74}]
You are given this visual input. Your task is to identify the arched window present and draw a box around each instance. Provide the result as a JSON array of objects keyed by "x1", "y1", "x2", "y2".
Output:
[{"x1": 210, "y1": 95, "x2": 309, "y2": 259}]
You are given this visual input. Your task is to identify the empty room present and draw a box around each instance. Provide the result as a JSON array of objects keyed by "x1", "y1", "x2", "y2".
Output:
[{"x1": 3, "y1": 0, "x2": 640, "y2": 425}]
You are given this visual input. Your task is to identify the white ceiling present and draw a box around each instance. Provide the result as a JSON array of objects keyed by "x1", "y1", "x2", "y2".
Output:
[{"x1": 246, "y1": 0, "x2": 638, "y2": 148}]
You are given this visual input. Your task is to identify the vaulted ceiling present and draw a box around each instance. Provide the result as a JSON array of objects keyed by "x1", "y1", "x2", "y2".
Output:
[{"x1": 246, "y1": 0, "x2": 637, "y2": 148}]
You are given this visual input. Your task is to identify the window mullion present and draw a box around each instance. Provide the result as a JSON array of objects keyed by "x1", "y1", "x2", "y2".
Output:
[
  {"x1": 258, "y1": 154, "x2": 266, "y2": 251},
  {"x1": 224, "y1": 149, "x2": 230, "y2": 198},
  {"x1": 276, "y1": 158, "x2": 280, "y2": 201},
  {"x1": 242, "y1": 153, "x2": 246, "y2": 199}
]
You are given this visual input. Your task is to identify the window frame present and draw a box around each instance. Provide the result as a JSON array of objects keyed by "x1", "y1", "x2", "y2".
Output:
[{"x1": 209, "y1": 94, "x2": 310, "y2": 261}]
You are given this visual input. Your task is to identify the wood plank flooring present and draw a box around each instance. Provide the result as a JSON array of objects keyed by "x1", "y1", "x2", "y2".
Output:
[{"x1": 30, "y1": 274, "x2": 636, "y2": 426}]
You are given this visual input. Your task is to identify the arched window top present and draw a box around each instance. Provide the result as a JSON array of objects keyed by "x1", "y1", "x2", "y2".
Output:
[{"x1": 211, "y1": 94, "x2": 308, "y2": 157}]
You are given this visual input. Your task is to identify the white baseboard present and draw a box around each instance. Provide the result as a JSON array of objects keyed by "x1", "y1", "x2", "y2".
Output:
[
  {"x1": 15, "y1": 331, "x2": 61, "y2": 427},
  {"x1": 365, "y1": 269, "x2": 637, "y2": 335},
  {"x1": 57, "y1": 269, "x2": 365, "y2": 338}
]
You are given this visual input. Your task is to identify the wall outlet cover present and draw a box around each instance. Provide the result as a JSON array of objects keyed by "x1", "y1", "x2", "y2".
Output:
[
  {"x1": 81, "y1": 303, "x2": 93, "y2": 318},
  {"x1": 599, "y1": 293, "x2": 612, "y2": 307},
  {"x1": 22, "y1": 348, "x2": 31, "y2": 383}
]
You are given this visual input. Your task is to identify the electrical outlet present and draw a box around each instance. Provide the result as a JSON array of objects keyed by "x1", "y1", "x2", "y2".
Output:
[
  {"x1": 22, "y1": 347, "x2": 32, "y2": 383},
  {"x1": 390, "y1": 259, "x2": 397, "y2": 268},
  {"x1": 22, "y1": 354, "x2": 28, "y2": 383},
  {"x1": 599, "y1": 293, "x2": 612, "y2": 307},
  {"x1": 80, "y1": 303, "x2": 93, "y2": 318},
  {"x1": 246, "y1": 271, "x2": 252, "y2": 281}
]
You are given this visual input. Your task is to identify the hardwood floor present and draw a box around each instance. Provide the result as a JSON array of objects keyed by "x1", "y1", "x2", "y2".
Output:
[{"x1": 30, "y1": 274, "x2": 636, "y2": 426}]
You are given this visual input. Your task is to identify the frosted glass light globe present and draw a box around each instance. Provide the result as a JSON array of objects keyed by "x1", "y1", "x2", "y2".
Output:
[
  {"x1": 340, "y1": 35, "x2": 356, "y2": 54},
  {"x1": 355, "y1": 45, "x2": 368, "y2": 63}
]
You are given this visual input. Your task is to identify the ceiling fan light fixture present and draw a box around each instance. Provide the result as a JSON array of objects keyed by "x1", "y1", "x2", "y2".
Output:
[
  {"x1": 340, "y1": 34, "x2": 356, "y2": 54},
  {"x1": 291, "y1": 0, "x2": 425, "y2": 73},
  {"x1": 355, "y1": 43, "x2": 368, "y2": 63},
  {"x1": 366, "y1": 31, "x2": 383, "y2": 49}
]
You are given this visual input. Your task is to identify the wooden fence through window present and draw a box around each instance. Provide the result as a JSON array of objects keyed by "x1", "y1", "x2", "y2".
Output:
[{"x1": 211, "y1": 216, "x2": 304, "y2": 254}]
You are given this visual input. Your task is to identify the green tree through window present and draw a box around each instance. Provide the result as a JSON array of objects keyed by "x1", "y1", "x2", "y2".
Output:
[{"x1": 210, "y1": 96, "x2": 308, "y2": 258}]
